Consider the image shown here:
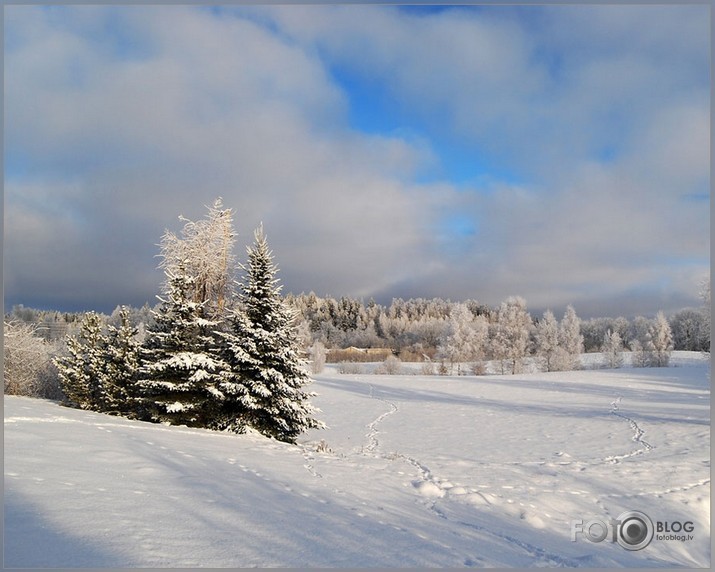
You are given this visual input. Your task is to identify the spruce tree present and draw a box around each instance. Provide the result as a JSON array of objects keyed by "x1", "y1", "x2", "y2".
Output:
[
  {"x1": 103, "y1": 306, "x2": 141, "y2": 416},
  {"x1": 213, "y1": 306, "x2": 261, "y2": 432},
  {"x1": 54, "y1": 312, "x2": 107, "y2": 410},
  {"x1": 220, "y1": 225, "x2": 324, "y2": 442},
  {"x1": 136, "y1": 266, "x2": 226, "y2": 427}
]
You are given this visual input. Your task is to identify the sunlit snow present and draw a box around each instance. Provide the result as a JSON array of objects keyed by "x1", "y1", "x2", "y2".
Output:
[{"x1": 4, "y1": 352, "x2": 710, "y2": 568}]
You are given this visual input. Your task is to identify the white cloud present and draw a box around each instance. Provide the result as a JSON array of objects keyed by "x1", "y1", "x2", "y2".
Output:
[
  {"x1": 4, "y1": 5, "x2": 709, "y2": 316},
  {"x1": 4, "y1": 5, "x2": 457, "y2": 311}
]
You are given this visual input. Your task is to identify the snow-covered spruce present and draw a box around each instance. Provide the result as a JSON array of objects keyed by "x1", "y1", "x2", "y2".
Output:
[
  {"x1": 136, "y1": 267, "x2": 227, "y2": 428},
  {"x1": 54, "y1": 312, "x2": 106, "y2": 410},
  {"x1": 54, "y1": 308, "x2": 141, "y2": 415},
  {"x1": 102, "y1": 306, "x2": 142, "y2": 416},
  {"x1": 215, "y1": 225, "x2": 324, "y2": 443}
]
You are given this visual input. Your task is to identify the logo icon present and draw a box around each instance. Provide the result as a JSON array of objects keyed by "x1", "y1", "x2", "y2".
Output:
[{"x1": 615, "y1": 510, "x2": 654, "y2": 551}]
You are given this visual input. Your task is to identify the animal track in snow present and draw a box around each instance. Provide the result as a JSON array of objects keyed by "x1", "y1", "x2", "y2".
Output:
[
  {"x1": 362, "y1": 385, "x2": 399, "y2": 454},
  {"x1": 606, "y1": 396, "x2": 653, "y2": 462}
]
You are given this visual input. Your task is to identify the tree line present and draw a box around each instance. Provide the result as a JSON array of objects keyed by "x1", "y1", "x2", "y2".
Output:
[{"x1": 4, "y1": 199, "x2": 710, "y2": 418}]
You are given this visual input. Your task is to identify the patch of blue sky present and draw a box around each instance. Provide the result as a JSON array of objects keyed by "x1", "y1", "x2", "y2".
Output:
[
  {"x1": 662, "y1": 256, "x2": 710, "y2": 268},
  {"x1": 4, "y1": 150, "x2": 36, "y2": 183},
  {"x1": 329, "y1": 64, "x2": 522, "y2": 189},
  {"x1": 595, "y1": 144, "x2": 618, "y2": 164},
  {"x1": 423, "y1": 136, "x2": 525, "y2": 188},
  {"x1": 445, "y1": 213, "x2": 478, "y2": 238},
  {"x1": 679, "y1": 191, "x2": 710, "y2": 203},
  {"x1": 435, "y1": 213, "x2": 480, "y2": 258},
  {"x1": 397, "y1": 5, "x2": 474, "y2": 17}
]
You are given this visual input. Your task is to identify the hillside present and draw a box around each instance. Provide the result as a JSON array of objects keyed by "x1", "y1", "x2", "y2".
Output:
[{"x1": 4, "y1": 352, "x2": 710, "y2": 568}]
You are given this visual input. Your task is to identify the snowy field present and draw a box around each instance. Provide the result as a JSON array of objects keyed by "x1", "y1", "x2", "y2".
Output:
[{"x1": 4, "y1": 352, "x2": 710, "y2": 568}]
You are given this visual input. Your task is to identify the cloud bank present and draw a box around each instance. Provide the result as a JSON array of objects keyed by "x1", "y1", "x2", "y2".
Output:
[{"x1": 4, "y1": 5, "x2": 709, "y2": 317}]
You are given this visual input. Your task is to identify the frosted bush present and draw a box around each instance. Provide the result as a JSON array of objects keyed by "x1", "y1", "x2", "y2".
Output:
[
  {"x1": 4, "y1": 321, "x2": 63, "y2": 399},
  {"x1": 310, "y1": 341, "x2": 326, "y2": 374},
  {"x1": 420, "y1": 362, "x2": 436, "y2": 376},
  {"x1": 376, "y1": 355, "x2": 402, "y2": 375},
  {"x1": 338, "y1": 361, "x2": 363, "y2": 375}
]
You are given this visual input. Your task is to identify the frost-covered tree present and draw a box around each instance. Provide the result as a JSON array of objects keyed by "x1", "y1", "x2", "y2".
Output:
[
  {"x1": 309, "y1": 340, "x2": 327, "y2": 374},
  {"x1": 669, "y1": 309, "x2": 708, "y2": 351},
  {"x1": 629, "y1": 316, "x2": 652, "y2": 349},
  {"x1": 137, "y1": 267, "x2": 226, "y2": 427},
  {"x1": 217, "y1": 225, "x2": 324, "y2": 442},
  {"x1": 54, "y1": 312, "x2": 108, "y2": 410},
  {"x1": 159, "y1": 198, "x2": 236, "y2": 320},
  {"x1": 629, "y1": 316, "x2": 656, "y2": 367},
  {"x1": 492, "y1": 296, "x2": 531, "y2": 374},
  {"x1": 376, "y1": 354, "x2": 403, "y2": 375},
  {"x1": 534, "y1": 310, "x2": 567, "y2": 372},
  {"x1": 558, "y1": 305, "x2": 583, "y2": 370},
  {"x1": 629, "y1": 338, "x2": 653, "y2": 368},
  {"x1": 5, "y1": 320, "x2": 62, "y2": 399},
  {"x1": 601, "y1": 330, "x2": 624, "y2": 369},
  {"x1": 649, "y1": 311, "x2": 673, "y2": 367},
  {"x1": 438, "y1": 304, "x2": 486, "y2": 375},
  {"x1": 700, "y1": 278, "x2": 711, "y2": 353}
]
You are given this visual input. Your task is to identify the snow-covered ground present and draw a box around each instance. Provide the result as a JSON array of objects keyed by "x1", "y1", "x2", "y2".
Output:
[{"x1": 4, "y1": 352, "x2": 710, "y2": 568}]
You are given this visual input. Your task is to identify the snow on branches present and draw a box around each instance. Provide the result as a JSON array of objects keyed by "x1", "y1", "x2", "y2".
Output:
[{"x1": 55, "y1": 200, "x2": 323, "y2": 443}]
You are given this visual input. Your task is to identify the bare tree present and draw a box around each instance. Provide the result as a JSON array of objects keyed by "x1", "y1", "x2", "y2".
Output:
[{"x1": 159, "y1": 197, "x2": 237, "y2": 320}]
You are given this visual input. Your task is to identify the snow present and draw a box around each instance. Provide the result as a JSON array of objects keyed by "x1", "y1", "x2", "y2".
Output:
[{"x1": 4, "y1": 352, "x2": 710, "y2": 568}]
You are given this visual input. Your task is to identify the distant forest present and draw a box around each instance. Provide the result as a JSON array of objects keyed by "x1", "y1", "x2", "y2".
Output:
[
  {"x1": 5, "y1": 198, "x2": 709, "y2": 441},
  {"x1": 7, "y1": 290, "x2": 710, "y2": 358}
]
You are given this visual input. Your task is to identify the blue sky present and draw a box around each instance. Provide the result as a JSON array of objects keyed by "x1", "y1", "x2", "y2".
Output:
[{"x1": 4, "y1": 4, "x2": 710, "y2": 318}]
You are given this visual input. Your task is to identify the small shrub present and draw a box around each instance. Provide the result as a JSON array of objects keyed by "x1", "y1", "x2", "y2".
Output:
[
  {"x1": 420, "y1": 361, "x2": 436, "y2": 375},
  {"x1": 315, "y1": 439, "x2": 332, "y2": 453},
  {"x1": 471, "y1": 361, "x2": 487, "y2": 376},
  {"x1": 437, "y1": 360, "x2": 449, "y2": 376},
  {"x1": 338, "y1": 361, "x2": 364, "y2": 375},
  {"x1": 310, "y1": 341, "x2": 326, "y2": 374},
  {"x1": 376, "y1": 355, "x2": 402, "y2": 375}
]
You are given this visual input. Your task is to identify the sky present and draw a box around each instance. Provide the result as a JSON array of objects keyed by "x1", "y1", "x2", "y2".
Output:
[{"x1": 3, "y1": 3, "x2": 711, "y2": 319}]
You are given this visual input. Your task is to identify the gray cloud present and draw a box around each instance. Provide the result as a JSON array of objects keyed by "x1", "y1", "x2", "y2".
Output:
[{"x1": 4, "y1": 5, "x2": 709, "y2": 317}]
